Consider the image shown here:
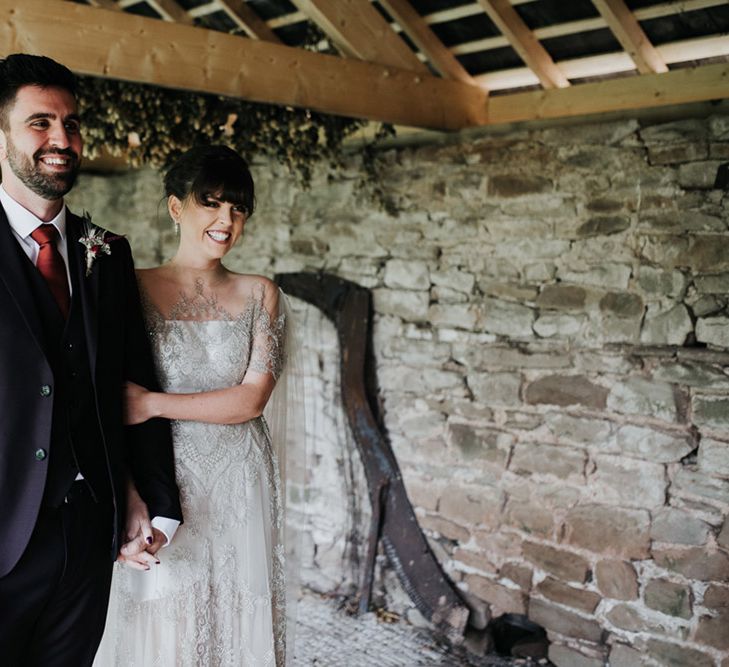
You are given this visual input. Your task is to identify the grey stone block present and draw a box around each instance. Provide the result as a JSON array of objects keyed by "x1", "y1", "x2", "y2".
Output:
[
  {"x1": 651, "y1": 507, "x2": 711, "y2": 545},
  {"x1": 510, "y1": 442, "x2": 586, "y2": 479},
  {"x1": 696, "y1": 316, "x2": 729, "y2": 349},
  {"x1": 607, "y1": 377, "x2": 678, "y2": 422},
  {"x1": 468, "y1": 371, "x2": 522, "y2": 406},
  {"x1": 693, "y1": 395, "x2": 729, "y2": 431},
  {"x1": 644, "y1": 579, "x2": 693, "y2": 619},
  {"x1": 383, "y1": 259, "x2": 430, "y2": 290},
  {"x1": 678, "y1": 160, "x2": 724, "y2": 189},
  {"x1": 697, "y1": 437, "x2": 729, "y2": 478},
  {"x1": 537, "y1": 284, "x2": 587, "y2": 309},
  {"x1": 525, "y1": 374, "x2": 608, "y2": 408},
  {"x1": 564, "y1": 504, "x2": 651, "y2": 559},
  {"x1": 614, "y1": 424, "x2": 694, "y2": 463},
  {"x1": 640, "y1": 303, "x2": 693, "y2": 346},
  {"x1": 577, "y1": 215, "x2": 630, "y2": 237},
  {"x1": 479, "y1": 298, "x2": 535, "y2": 337},
  {"x1": 590, "y1": 454, "x2": 667, "y2": 509}
]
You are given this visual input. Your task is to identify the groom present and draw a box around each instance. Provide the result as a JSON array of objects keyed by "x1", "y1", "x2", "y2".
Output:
[{"x1": 0, "y1": 54, "x2": 182, "y2": 665}]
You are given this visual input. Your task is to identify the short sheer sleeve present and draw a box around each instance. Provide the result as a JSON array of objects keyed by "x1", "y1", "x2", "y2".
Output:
[{"x1": 248, "y1": 285, "x2": 287, "y2": 380}]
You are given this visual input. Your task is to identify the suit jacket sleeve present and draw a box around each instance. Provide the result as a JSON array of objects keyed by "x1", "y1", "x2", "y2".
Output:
[{"x1": 119, "y1": 239, "x2": 183, "y2": 523}]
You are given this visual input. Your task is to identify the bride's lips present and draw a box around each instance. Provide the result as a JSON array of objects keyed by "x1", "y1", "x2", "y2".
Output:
[{"x1": 206, "y1": 230, "x2": 232, "y2": 244}]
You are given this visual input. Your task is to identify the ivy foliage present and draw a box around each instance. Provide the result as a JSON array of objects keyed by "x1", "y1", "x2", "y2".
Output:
[{"x1": 77, "y1": 75, "x2": 365, "y2": 184}]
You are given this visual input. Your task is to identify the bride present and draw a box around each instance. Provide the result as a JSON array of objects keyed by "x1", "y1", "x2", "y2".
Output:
[{"x1": 95, "y1": 145, "x2": 292, "y2": 666}]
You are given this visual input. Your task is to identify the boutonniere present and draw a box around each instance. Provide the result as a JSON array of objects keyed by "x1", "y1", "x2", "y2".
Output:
[{"x1": 78, "y1": 212, "x2": 122, "y2": 277}]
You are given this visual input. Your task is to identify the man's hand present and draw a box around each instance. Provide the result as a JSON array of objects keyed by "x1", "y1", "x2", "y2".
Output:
[{"x1": 125, "y1": 482, "x2": 153, "y2": 546}]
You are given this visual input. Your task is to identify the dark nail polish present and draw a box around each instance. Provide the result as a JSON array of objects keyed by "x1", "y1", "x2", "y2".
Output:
[
  {"x1": 155, "y1": 561, "x2": 160, "y2": 565},
  {"x1": 146, "y1": 536, "x2": 153, "y2": 545}
]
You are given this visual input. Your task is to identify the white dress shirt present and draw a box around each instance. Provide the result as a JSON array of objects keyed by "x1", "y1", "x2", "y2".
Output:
[{"x1": 0, "y1": 185, "x2": 178, "y2": 545}]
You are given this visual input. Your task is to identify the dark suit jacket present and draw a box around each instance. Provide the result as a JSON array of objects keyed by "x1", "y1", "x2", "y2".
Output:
[{"x1": 0, "y1": 206, "x2": 182, "y2": 577}]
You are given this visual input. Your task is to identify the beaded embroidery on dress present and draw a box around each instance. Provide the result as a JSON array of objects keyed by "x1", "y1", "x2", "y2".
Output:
[{"x1": 95, "y1": 279, "x2": 287, "y2": 667}]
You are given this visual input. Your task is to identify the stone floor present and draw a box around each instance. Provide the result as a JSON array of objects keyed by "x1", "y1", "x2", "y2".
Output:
[{"x1": 293, "y1": 593, "x2": 549, "y2": 667}]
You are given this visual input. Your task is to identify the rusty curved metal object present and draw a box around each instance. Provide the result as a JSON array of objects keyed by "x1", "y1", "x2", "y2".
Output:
[{"x1": 275, "y1": 271, "x2": 469, "y2": 638}]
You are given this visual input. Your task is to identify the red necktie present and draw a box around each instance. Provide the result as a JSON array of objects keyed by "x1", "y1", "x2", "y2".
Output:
[{"x1": 30, "y1": 224, "x2": 70, "y2": 319}]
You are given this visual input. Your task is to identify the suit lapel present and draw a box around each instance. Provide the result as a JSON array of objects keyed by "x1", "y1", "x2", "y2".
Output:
[
  {"x1": 0, "y1": 204, "x2": 45, "y2": 352},
  {"x1": 67, "y1": 211, "x2": 100, "y2": 379}
]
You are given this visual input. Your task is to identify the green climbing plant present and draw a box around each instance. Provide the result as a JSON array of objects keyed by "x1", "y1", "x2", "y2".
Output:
[{"x1": 77, "y1": 75, "x2": 365, "y2": 184}]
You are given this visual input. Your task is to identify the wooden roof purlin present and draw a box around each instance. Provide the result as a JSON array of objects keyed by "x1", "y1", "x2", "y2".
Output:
[{"x1": 4, "y1": 0, "x2": 729, "y2": 132}]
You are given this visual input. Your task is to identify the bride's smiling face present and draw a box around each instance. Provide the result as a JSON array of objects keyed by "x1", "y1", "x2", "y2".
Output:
[{"x1": 171, "y1": 192, "x2": 247, "y2": 259}]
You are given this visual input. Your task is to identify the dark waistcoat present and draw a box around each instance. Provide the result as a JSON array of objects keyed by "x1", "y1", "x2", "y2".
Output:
[{"x1": 18, "y1": 244, "x2": 109, "y2": 507}]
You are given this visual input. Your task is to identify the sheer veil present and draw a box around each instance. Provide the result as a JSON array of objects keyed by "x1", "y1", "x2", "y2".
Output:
[{"x1": 264, "y1": 289, "x2": 309, "y2": 665}]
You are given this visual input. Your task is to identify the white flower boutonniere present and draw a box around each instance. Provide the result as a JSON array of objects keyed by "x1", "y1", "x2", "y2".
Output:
[{"x1": 78, "y1": 212, "x2": 121, "y2": 277}]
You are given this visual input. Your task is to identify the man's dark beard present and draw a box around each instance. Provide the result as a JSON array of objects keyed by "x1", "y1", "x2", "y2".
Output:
[{"x1": 6, "y1": 142, "x2": 80, "y2": 200}]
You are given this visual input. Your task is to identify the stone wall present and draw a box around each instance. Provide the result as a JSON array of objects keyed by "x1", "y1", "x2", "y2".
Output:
[{"x1": 68, "y1": 109, "x2": 729, "y2": 666}]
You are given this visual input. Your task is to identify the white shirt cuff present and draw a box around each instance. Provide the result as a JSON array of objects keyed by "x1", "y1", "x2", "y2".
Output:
[{"x1": 151, "y1": 516, "x2": 180, "y2": 547}]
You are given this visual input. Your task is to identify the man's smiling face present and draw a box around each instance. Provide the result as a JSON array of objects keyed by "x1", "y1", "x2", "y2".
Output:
[{"x1": 0, "y1": 84, "x2": 82, "y2": 201}]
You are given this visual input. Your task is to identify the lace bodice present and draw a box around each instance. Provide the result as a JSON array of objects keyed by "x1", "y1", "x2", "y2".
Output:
[{"x1": 141, "y1": 279, "x2": 286, "y2": 389}]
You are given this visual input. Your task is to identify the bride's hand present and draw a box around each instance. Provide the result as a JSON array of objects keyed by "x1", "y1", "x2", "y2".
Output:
[
  {"x1": 124, "y1": 381, "x2": 154, "y2": 425},
  {"x1": 118, "y1": 480, "x2": 160, "y2": 570}
]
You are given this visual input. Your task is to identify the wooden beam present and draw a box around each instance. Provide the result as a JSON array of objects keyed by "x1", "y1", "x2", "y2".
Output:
[
  {"x1": 0, "y1": 0, "x2": 487, "y2": 130},
  {"x1": 379, "y1": 0, "x2": 475, "y2": 84},
  {"x1": 476, "y1": 0, "x2": 570, "y2": 89},
  {"x1": 86, "y1": 0, "x2": 121, "y2": 10},
  {"x1": 476, "y1": 34, "x2": 729, "y2": 91},
  {"x1": 450, "y1": 0, "x2": 728, "y2": 56},
  {"x1": 488, "y1": 62, "x2": 729, "y2": 125},
  {"x1": 592, "y1": 0, "x2": 668, "y2": 74},
  {"x1": 146, "y1": 0, "x2": 194, "y2": 25},
  {"x1": 420, "y1": 0, "x2": 532, "y2": 26},
  {"x1": 216, "y1": 0, "x2": 282, "y2": 43},
  {"x1": 289, "y1": 0, "x2": 427, "y2": 72},
  {"x1": 267, "y1": 11, "x2": 306, "y2": 29},
  {"x1": 422, "y1": 3, "x2": 482, "y2": 25}
]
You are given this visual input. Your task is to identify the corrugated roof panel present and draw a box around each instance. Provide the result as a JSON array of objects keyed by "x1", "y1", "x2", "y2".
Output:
[
  {"x1": 194, "y1": 9, "x2": 239, "y2": 33},
  {"x1": 273, "y1": 20, "x2": 312, "y2": 47},
  {"x1": 640, "y1": 6, "x2": 729, "y2": 46},
  {"x1": 430, "y1": 13, "x2": 501, "y2": 47},
  {"x1": 409, "y1": 0, "x2": 474, "y2": 16},
  {"x1": 247, "y1": 0, "x2": 298, "y2": 22},
  {"x1": 541, "y1": 27, "x2": 623, "y2": 61},
  {"x1": 515, "y1": 0, "x2": 599, "y2": 30},
  {"x1": 457, "y1": 45, "x2": 524, "y2": 74},
  {"x1": 124, "y1": 2, "x2": 162, "y2": 19},
  {"x1": 176, "y1": 0, "x2": 211, "y2": 10},
  {"x1": 625, "y1": 0, "x2": 675, "y2": 8}
]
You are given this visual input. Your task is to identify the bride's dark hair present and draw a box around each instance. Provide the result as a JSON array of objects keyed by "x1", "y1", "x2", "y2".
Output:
[{"x1": 164, "y1": 145, "x2": 255, "y2": 217}]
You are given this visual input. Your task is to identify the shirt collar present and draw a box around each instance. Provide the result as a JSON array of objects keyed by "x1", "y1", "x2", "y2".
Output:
[{"x1": 0, "y1": 185, "x2": 67, "y2": 242}]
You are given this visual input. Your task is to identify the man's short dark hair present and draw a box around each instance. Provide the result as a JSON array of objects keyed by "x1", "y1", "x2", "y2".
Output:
[{"x1": 0, "y1": 54, "x2": 78, "y2": 129}]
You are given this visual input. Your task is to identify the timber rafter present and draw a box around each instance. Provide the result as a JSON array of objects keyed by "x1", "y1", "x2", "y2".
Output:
[{"x1": 2, "y1": 0, "x2": 728, "y2": 129}]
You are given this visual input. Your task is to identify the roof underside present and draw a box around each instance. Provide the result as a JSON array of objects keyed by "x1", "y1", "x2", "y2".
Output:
[
  {"x1": 83, "y1": 0, "x2": 729, "y2": 91},
  {"x1": 13, "y1": 0, "x2": 729, "y2": 129}
]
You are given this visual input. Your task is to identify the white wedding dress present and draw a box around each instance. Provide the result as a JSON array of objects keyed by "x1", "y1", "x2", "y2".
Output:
[{"x1": 95, "y1": 281, "x2": 287, "y2": 667}]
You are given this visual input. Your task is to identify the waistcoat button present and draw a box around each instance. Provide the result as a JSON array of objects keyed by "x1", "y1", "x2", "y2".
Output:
[
  {"x1": 39, "y1": 384, "x2": 52, "y2": 397},
  {"x1": 35, "y1": 448, "x2": 47, "y2": 461}
]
